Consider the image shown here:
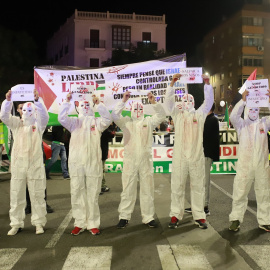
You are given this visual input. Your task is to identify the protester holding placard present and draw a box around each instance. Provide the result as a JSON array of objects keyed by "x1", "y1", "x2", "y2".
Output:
[
  {"x1": 0, "y1": 89, "x2": 49, "y2": 236},
  {"x1": 112, "y1": 91, "x2": 166, "y2": 229},
  {"x1": 228, "y1": 89, "x2": 270, "y2": 232},
  {"x1": 58, "y1": 93, "x2": 111, "y2": 236},
  {"x1": 166, "y1": 73, "x2": 214, "y2": 230}
]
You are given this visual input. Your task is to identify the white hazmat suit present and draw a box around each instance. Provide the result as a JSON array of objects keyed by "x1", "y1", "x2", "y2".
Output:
[
  {"x1": 112, "y1": 100, "x2": 166, "y2": 224},
  {"x1": 58, "y1": 100, "x2": 111, "y2": 230},
  {"x1": 229, "y1": 99, "x2": 270, "y2": 226},
  {"x1": 0, "y1": 99, "x2": 49, "y2": 230},
  {"x1": 165, "y1": 82, "x2": 214, "y2": 221}
]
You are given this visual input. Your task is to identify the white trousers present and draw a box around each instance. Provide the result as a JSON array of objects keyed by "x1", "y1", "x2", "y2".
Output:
[
  {"x1": 70, "y1": 173, "x2": 102, "y2": 229},
  {"x1": 170, "y1": 157, "x2": 206, "y2": 221},
  {"x1": 10, "y1": 174, "x2": 47, "y2": 228}
]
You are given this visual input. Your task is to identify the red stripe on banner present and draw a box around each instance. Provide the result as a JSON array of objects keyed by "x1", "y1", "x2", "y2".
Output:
[{"x1": 34, "y1": 70, "x2": 57, "y2": 109}]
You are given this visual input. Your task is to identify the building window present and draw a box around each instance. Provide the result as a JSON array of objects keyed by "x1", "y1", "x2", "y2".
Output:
[
  {"x1": 220, "y1": 85, "x2": 224, "y2": 99},
  {"x1": 213, "y1": 87, "x2": 216, "y2": 100},
  {"x1": 142, "y1": 32, "x2": 151, "y2": 44},
  {"x1": 242, "y1": 34, "x2": 263, "y2": 46},
  {"x1": 112, "y1": 25, "x2": 131, "y2": 49},
  {"x1": 90, "y1": 29, "x2": 100, "y2": 48},
  {"x1": 90, "y1": 58, "x2": 99, "y2": 68},
  {"x1": 220, "y1": 73, "x2": 224, "y2": 80},
  {"x1": 242, "y1": 17, "x2": 263, "y2": 26},
  {"x1": 243, "y1": 57, "x2": 263, "y2": 67}
]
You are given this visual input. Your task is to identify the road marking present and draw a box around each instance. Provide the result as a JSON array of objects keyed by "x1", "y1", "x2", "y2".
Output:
[
  {"x1": 45, "y1": 209, "x2": 73, "y2": 249},
  {"x1": 211, "y1": 181, "x2": 257, "y2": 216},
  {"x1": 240, "y1": 245, "x2": 270, "y2": 270},
  {"x1": 0, "y1": 248, "x2": 27, "y2": 270},
  {"x1": 157, "y1": 244, "x2": 212, "y2": 270},
  {"x1": 62, "y1": 247, "x2": 112, "y2": 270}
]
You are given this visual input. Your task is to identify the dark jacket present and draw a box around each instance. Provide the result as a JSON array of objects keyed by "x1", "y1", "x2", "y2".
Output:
[
  {"x1": 100, "y1": 124, "x2": 116, "y2": 161},
  {"x1": 203, "y1": 113, "x2": 220, "y2": 161}
]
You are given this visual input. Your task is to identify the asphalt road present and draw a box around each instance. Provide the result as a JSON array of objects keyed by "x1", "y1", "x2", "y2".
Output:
[{"x1": 0, "y1": 172, "x2": 269, "y2": 270}]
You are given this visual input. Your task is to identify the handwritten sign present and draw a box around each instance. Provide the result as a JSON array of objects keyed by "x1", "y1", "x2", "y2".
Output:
[
  {"x1": 179, "y1": 67, "x2": 203, "y2": 84},
  {"x1": 11, "y1": 84, "x2": 34, "y2": 101},
  {"x1": 70, "y1": 84, "x2": 95, "y2": 101},
  {"x1": 246, "y1": 79, "x2": 269, "y2": 107}
]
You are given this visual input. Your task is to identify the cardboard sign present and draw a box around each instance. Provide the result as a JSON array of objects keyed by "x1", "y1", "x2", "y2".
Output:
[
  {"x1": 11, "y1": 84, "x2": 34, "y2": 101},
  {"x1": 179, "y1": 67, "x2": 203, "y2": 84},
  {"x1": 246, "y1": 79, "x2": 269, "y2": 107},
  {"x1": 70, "y1": 84, "x2": 95, "y2": 101}
]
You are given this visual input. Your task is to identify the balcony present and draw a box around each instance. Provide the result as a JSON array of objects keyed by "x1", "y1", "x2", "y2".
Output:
[
  {"x1": 84, "y1": 39, "x2": 106, "y2": 49},
  {"x1": 137, "y1": 42, "x2": 158, "y2": 51}
]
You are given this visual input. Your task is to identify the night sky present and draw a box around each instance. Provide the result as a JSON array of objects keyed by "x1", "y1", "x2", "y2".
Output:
[{"x1": 1, "y1": 0, "x2": 246, "y2": 61}]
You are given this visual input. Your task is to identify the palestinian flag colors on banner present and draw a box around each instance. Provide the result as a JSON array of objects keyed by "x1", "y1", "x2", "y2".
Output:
[{"x1": 34, "y1": 54, "x2": 187, "y2": 125}]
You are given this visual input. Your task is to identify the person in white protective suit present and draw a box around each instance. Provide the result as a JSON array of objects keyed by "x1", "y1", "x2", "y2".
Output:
[
  {"x1": 112, "y1": 91, "x2": 166, "y2": 229},
  {"x1": 0, "y1": 89, "x2": 49, "y2": 235},
  {"x1": 58, "y1": 93, "x2": 111, "y2": 236},
  {"x1": 229, "y1": 89, "x2": 270, "y2": 232},
  {"x1": 165, "y1": 73, "x2": 214, "y2": 229}
]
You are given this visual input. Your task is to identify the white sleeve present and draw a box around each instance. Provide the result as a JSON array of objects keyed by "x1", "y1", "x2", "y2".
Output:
[
  {"x1": 230, "y1": 99, "x2": 245, "y2": 132},
  {"x1": 95, "y1": 103, "x2": 112, "y2": 132},
  {"x1": 58, "y1": 101, "x2": 78, "y2": 132},
  {"x1": 0, "y1": 100, "x2": 20, "y2": 131},
  {"x1": 164, "y1": 86, "x2": 176, "y2": 117},
  {"x1": 111, "y1": 101, "x2": 130, "y2": 129},
  {"x1": 34, "y1": 97, "x2": 49, "y2": 132},
  {"x1": 149, "y1": 103, "x2": 166, "y2": 128},
  {"x1": 197, "y1": 84, "x2": 214, "y2": 116}
]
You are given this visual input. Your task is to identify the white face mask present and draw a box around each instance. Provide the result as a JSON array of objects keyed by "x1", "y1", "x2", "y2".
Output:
[
  {"x1": 182, "y1": 94, "x2": 195, "y2": 111},
  {"x1": 248, "y1": 108, "x2": 259, "y2": 121},
  {"x1": 22, "y1": 102, "x2": 36, "y2": 123},
  {"x1": 77, "y1": 100, "x2": 93, "y2": 117},
  {"x1": 131, "y1": 102, "x2": 144, "y2": 120}
]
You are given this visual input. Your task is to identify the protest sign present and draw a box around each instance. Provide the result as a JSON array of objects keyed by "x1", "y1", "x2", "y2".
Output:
[
  {"x1": 11, "y1": 84, "x2": 34, "y2": 101},
  {"x1": 34, "y1": 54, "x2": 187, "y2": 125},
  {"x1": 70, "y1": 84, "x2": 95, "y2": 101},
  {"x1": 246, "y1": 79, "x2": 269, "y2": 107},
  {"x1": 179, "y1": 67, "x2": 203, "y2": 84}
]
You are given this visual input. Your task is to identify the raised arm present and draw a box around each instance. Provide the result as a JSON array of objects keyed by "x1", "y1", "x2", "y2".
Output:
[
  {"x1": 111, "y1": 91, "x2": 131, "y2": 129},
  {"x1": 58, "y1": 93, "x2": 78, "y2": 132},
  {"x1": 93, "y1": 96, "x2": 112, "y2": 132},
  {"x1": 34, "y1": 90, "x2": 49, "y2": 132},
  {"x1": 197, "y1": 75, "x2": 214, "y2": 116},
  {"x1": 0, "y1": 90, "x2": 20, "y2": 130},
  {"x1": 147, "y1": 92, "x2": 166, "y2": 128},
  {"x1": 230, "y1": 91, "x2": 247, "y2": 132},
  {"x1": 164, "y1": 74, "x2": 180, "y2": 116}
]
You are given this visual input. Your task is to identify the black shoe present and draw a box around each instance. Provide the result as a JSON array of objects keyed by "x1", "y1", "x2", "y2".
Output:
[
  {"x1": 101, "y1": 187, "x2": 110, "y2": 192},
  {"x1": 64, "y1": 175, "x2": 70, "y2": 180},
  {"x1": 204, "y1": 207, "x2": 210, "y2": 216},
  {"x1": 168, "y1": 216, "x2": 179, "y2": 229},
  {"x1": 46, "y1": 204, "x2": 54, "y2": 213},
  {"x1": 99, "y1": 192, "x2": 103, "y2": 195},
  {"x1": 117, "y1": 219, "x2": 128, "y2": 228},
  {"x1": 25, "y1": 206, "x2": 31, "y2": 215},
  {"x1": 185, "y1": 207, "x2": 192, "y2": 213},
  {"x1": 46, "y1": 175, "x2": 51, "y2": 180},
  {"x1": 147, "y1": 220, "x2": 158, "y2": 228},
  {"x1": 195, "y1": 219, "x2": 208, "y2": 229}
]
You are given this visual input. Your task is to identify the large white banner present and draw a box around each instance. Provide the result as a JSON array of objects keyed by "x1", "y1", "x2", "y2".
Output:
[{"x1": 34, "y1": 54, "x2": 187, "y2": 124}]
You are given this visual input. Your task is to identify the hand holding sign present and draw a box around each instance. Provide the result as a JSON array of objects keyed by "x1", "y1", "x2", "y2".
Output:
[
  {"x1": 93, "y1": 96, "x2": 100, "y2": 106},
  {"x1": 34, "y1": 89, "x2": 39, "y2": 101},
  {"x1": 147, "y1": 92, "x2": 156, "y2": 104},
  {"x1": 246, "y1": 79, "x2": 269, "y2": 107},
  {"x1": 10, "y1": 84, "x2": 35, "y2": 101},
  {"x1": 170, "y1": 74, "x2": 182, "y2": 87},
  {"x1": 66, "y1": 92, "x2": 72, "y2": 102},
  {"x1": 202, "y1": 74, "x2": 210, "y2": 85},
  {"x1": 6, "y1": 90, "x2": 11, "y2": 101},
  {"x1": 122, "y1": 91, "x2": 131, "y2": 102}
]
